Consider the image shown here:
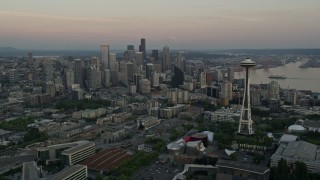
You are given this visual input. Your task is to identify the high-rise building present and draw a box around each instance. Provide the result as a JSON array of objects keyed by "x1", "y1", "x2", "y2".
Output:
[
  {"x1": 8, "y1": 69, "x2": 19, "y2": 83},
  {"x1": 127, "y1": 45, "x2": 134, "y2": 51},
  {"x1": 87, "y1": 67, "x2": 97, "y2": 90},
  {"x1": 268, "y1": 81, "x2": 280, "y2": 100},
  {"x1": 139, "y1": 38, "x2": 146, "y2": 60},
  {"x1": 45, "y1": 61, "x2": 55, "y2": 82},
  {"x1": 227, "y1": 67, "x2": 235, "y2": 83},
  {"x1": 66, "y1": 69, "x2": 75, "y2": 89},
  {"x1": 221, "y1": 80, "x2": 232, "y2": 100},
  {"x1": 126, "y1": 61, "x2": 134, "y2": 85},
  {"x1": 27, "y1": 52, "x2": 33, "y2": 67},
  {"x1": 103, "y1": 69, "x2": 112, "y2": 87},
  {"x1": 139, "y1": 79, "x2": 151, "y2": 94},
  {"x1": 152, "y1": 72, "x2": 160, "y2": 87},
  {"x1": 171, "y1": 66, "x2": 184, "y2": 88},
  {"x1": 74, "y1": 59, "x2": 84, "y2": 87},
  {"x1": 91, "y1": 57, "x2": 100, "y2": 70},
  {"x1": 135, "y1": 52, "x2": 143, "y2": 67},
  {"x1": 151, "y1": 50, "x2": 159, "y2": 63},
  {"x1": 133, "y1": 73, "x2": 143, "y2": 92},
  {"x1": 175, "y1": 51, "x2": 185, "y2": 71},
  {"x1": 162, "y1": 45, "x2": 170, "y2": 72},
  {"x1": 100, "y1": 44, "x2": 109, "y2": 69},
  {"x1": 124, "y1": 50, "x2": 136, "y2": 62},
  {"x1": 146, "y1": 63, "x2": 154, "y2": 81},
  {"x1": 213, "y1": 69, "x2": 223, "y2": 82},
  {"x1": 46, "y1": 81, "x2": 56, "y2": 97},
  {"x1": 200, "y1": 71, "x2": 207, "y2": 89},
  {"x1": 109, "y1": 53, "x2": 116, "y2": 62},
  {"x1": 238, "y1": 58, "x2": 256, "y2": 135}
]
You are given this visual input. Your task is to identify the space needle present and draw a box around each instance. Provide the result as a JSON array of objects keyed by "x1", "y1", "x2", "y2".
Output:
[{"x1": 238, "y1": 58, "x2": 256, "y2": 135}]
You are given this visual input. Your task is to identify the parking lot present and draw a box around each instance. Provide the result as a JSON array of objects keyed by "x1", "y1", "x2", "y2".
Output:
[{"x1": 134, "y1": 160, "x2": 184, "y2": 180}]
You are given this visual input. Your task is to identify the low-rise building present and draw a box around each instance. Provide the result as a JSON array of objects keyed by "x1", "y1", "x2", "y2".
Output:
[
  {"x1": 216, "y1": 159, "x2": 270, "y2": 180},
  {"x1": 271, "y1": 141, "x2": 320, "y2": 173},
  {"x1": 22, "y1": 161, "x2": 88, "y2": 180},
  {"x1": 101, "y1": 127, "x2": 126, "y2": 144},
  {"x1": 37, "y1": 140, "x2": 95, "y2": 166},
  {"x1": 303, "y1": 120, "x2": 320, "y2": 132},
  {"x1": 137, "y1": 117, "x2": 160, "y2": 130}
]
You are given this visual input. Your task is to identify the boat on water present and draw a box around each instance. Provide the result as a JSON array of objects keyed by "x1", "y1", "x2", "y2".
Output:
[{"x1": 268, "y1": 75, "x2": 287, "y2": 79}]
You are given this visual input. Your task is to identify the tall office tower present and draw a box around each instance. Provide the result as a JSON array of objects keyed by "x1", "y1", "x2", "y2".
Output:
[
  {"x1": 162, "y1": 45, "x2": 170, "y2": 72},
  {"x1": 27, "y1": 52, "x2": 33, "y2": 67},
  {"x1": 110, "y1": 53, "x2": 116, "y2": 62},
  {"x1": 100, "y1": 44, "x2": 109, "y2": 69},
  {"x1": 153, "y1": 72, "x2": 160, "y2": 87},
  {"x1": 126, "y1": 61, "x2": 134, "y2": 85},
  {"x1": 103, "y1": 69, "x2": 112, "y2": 87},
  {"x1": 127, "y1": 45, "x2": 134, "y2": 51},
  {"x1": 227, "y1": 67, "x2": 235, "y2": 83},
  {"x1": 110, "y1": 61, "x2": 119, "y2": 72},
  {"x1": 110, "y1": 70, "x2": 118, "y2": 86},
  {"x1": 175, "y1": 51, "x2": 185, "y2": 71},
  {"x1": 286, "y1": 90, "x2": 297, "y2": 105},
  {"x1": 213, "y1": 69, "x2": 223, "y2": 82},
  {"x1": 66, "y1": 69, "x2": 75, "y2": 89},
  {"x1": 133, "y1": 73, "x2": 143, "y2": 92},
  {"x1": 139, "y1": 79, "x2": 151, "y2": 94},
  {"x1": 139, "y1": 38, "x2": 146, "y2": 60},
  {"x1": 45, "y1": 61, "x2": 55, "y2": 82},
  {"x1": 87, "y1": 67, "x2": 97, "y2": 90},
  {"x1": 171, "y1": 66, "x2": 184, "y2": 88},
  {"x1": 221, "y1": 80, "x2": 233, "y2": 100},
  {"x1": 95, "y1": 70, "x2": 102, "y2": 88},
  {"x1": 268, "y1": 81, "x2": 280, "y2": 100},
  {"x1": 135, "y1": 52, "x2": 143, "y2": 67},
  {"x1": 199, "y1": 71, "x2": 207, "y2": 89},
  {"x1": 91, "y1": 57, "x2": 100, "y2": 70},
  {"x1": 74, "y1": 59, "x2": 84, "y2": 87},
  {"x1": 146, "y1": 63, "x2": 154, "y2": 81},
  {"x1": 46, "y1": 81, "x2": 56, "y2": 97},
  {"x1": 185, "y1": 65, "x2": 195, "y2": 76},
  {"x1": 238, "y1": 58, "x2": 256, "y2": 135},
  {"x1": 124, "y1": 50, "x2": 136, "y2": 62},
  {"x1": 151, "y1": 50, "x2": 159, "y2": 63}
]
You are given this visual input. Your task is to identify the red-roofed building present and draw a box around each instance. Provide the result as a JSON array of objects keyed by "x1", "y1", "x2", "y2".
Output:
[{"x1": 81, "y1": 148, "x2": 131, "y2": 174}]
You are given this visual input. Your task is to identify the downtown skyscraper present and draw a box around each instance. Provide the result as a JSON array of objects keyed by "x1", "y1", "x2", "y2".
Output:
[
  {"x1": 139, "y1": 38, "x2": 146, "y2": 61},
  {"x1": 100, "y1": 44, "x2": 110, "y2": 69},
  {"x1": 162, "y1": 45, "x2": 170, "y2": 72}
]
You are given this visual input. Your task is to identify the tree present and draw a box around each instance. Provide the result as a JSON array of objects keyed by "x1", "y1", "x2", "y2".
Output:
[
  {"x1": 291, "y1": 161, "x2": 308, "y2": 180},
  {"x1": 277, "y1": 158, "x2": 290, "y2": 180}
]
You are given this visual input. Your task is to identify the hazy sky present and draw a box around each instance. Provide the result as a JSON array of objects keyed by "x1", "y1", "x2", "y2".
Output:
[{"x1": 1, "y1": 0, "x2": 320, "y2": 50}]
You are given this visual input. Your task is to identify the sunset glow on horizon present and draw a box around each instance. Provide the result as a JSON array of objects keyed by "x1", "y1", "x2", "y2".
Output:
[{"x1": 1, "y1": 0, "x2": 320, "y2": 50}]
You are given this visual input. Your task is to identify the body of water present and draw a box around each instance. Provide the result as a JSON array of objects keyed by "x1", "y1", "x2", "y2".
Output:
[{"x1": 235, "y1": 61, "x2": 320, "y2": 92}]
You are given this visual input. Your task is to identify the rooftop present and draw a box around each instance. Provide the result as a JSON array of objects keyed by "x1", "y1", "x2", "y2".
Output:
[
  {"x1": 51, "y1": 164, "x2": 87, "y2": 180},
  {"x1": 303, "y1": 120, "x2": 320, "y2": 128},
  {"x1": 81, "y1": 147, "x2": 131, "y2": 172},
  {"x1": 281, "y1": 141, "x2": 319, "y2": 161},
  {"x1": 216, "y1": 159, "x2": 269, "y2": 175}
]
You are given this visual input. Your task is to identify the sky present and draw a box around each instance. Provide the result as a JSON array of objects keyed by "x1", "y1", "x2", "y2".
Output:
[{"x1": 1, "y1": 0, "x2": 320, "y2": 50}]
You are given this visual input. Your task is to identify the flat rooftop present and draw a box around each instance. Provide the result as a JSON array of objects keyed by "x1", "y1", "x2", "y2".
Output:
[
  {"x1": 281, "y1": 141, "x2": 319, "y2": 161},
  {"x1": 51, "y1": 164, "x2": 86, "y2": 180},
  {"x1": 216, "y1": 159, "x2": 270, "y2": 175},
  {"x1": 81, "y1": 147, "x2": 131, "y2": 172}
]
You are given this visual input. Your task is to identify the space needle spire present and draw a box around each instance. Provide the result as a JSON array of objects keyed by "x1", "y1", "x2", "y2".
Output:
[{"x1": 238, "y1": 58, "x2": 256, "y2": 135}]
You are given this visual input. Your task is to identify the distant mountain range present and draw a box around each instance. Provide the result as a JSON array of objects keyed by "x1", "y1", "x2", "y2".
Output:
[
  {"x1": 0, "y1": 47, "x2": 23, "y2": 52},
  {"x1": 1, "y1": 47, "x2": 320, "y2": 57}
]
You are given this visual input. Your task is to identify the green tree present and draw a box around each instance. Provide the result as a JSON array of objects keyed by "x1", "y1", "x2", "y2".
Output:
[
  {"x1": 291, "y1": 161, "x2": 308, "y2": 180},
  {"x1": 274, "y1": 158, "x2": 290, "y2": 180}
]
